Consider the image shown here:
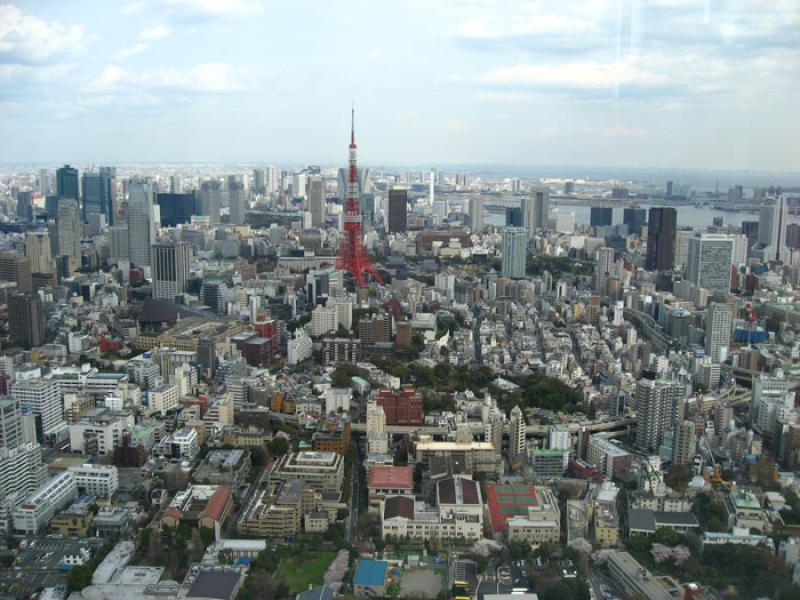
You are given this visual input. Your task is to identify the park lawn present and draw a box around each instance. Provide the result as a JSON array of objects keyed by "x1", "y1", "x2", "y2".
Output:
[{"x1": 273, "y1": 551, "x2": 337, "y2": 593}]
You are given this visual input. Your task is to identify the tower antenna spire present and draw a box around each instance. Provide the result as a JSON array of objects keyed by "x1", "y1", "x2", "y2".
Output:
[{"x1": 351, "y1": 103, "x2": 355, "y2": 146}]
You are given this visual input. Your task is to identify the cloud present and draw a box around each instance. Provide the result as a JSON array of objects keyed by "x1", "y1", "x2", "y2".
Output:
[
  {"x1": 113, "y1": 24, "x2": 171, "y2": 61},
  {"x1": 140, "y1": 24, "x2": 171, "y2": 41},
  {"x1": 121, "y1": 1, "x2": 146, "y2": 15},
  {"x1": 474, "y1": 60, "x2": 667, "y2": 90},
  {"x1": 0, "y1": 4, "x2": 87, "y2": 65},
  {"x1": 584, "y1": 126, "x2": 648, "y2": 137},
  {"x1": 442, "y1": 117, "x2": 470, "y2": 132},
  {"x1": 93, "y1": 62, "x2": 251, "y2": 93},
  {"x1": 165, "y1": 0, "x2": 262, "y2": 19},
  {"x1": 475, "y1": 91, "x2": 533, "y2": 102}
]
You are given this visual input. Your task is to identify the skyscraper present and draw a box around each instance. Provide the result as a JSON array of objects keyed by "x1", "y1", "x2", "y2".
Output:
[
  {"x1": 8, "y1": 293, "x2": 46, "y2": 348},
  {"x1": 686, "y1": 233, "x2": 733, "y2": 296},
  {"x1": 705, "y1": 303, "x2": 732, "y2": 364},
  {"x1": 645, "y1": 207, "x2": 677, "y2": 271},
  {"x1": 0, "y1": 253, "x2": 32, "y2": 293},
  {"x1": 387, "y1": 187, "x2": 408, "y2": 233},
  {"x1": 752, "y1": 195, "x2": 788, "y2": 262},
  {"x1": 57, "y1": 198, "x2": 82, "y2": 271},
  {"x1": 151, "y1": 242, "x2": 192, "y2": 302},
  {"x1": 501, "y1": 226, "x2": 527, "y2": 279},
  {"x1": 506, "y1": 206, "x2": 522, "y2": 227},
  {"x1": 126, "y1": 182, "x2": 155, "y2": 267},
  {"x1": 155, "y1": 192, "x2": 195, "y2": 227},
  {"x1": 201, "y1": 279, "x2": 226, "y2": 313},
  {"x1": 12, "y1": 379, "x2": 63, "y2": 439},
  {"x1": 81, "y1": 167, "x2": 116, "y2": 225},
  {"x1": 469, "y1": 196, "x2": 484, "y2": 232},
  {"x1": 24, "y1": 232, "x2": 54, "y2": 275},
  {"x1": 590, "y1": 206, "x2": 613, "y2": 227},
  {"x1": 16, "y1": 191, "x2": 33, "y2": 223},
  {"x1": 307, "y1": 175, "x2": 325, "y2": 227},
  {"x1": 252, "y1": 168, "x2": 266, "y2": 195},
  {"x1": 672, "y1": 420, "x2": 697, "y2": 465},
  {"x1": 594, "y1": 246, "x2": 615, "y2": 294},
  {"x1": 623, "y1": 207, "x2": 647, "y2": 236},
  {"x1": 509, "y1": 405, "x2": 527, "y2": 458},
  {"x1": 0, "y1": 397, "x2": 23, "y2": 450},
  {"x1": 635, "y1": 376, "x2": 684, "y2": 453},
  {"x1": 228, "y1": 181, "x2": 247, "y2": 226},
  {"x1": 199, "y1": 180, "x2": 222, "y2": 225},
  {"x1": 56, "y1": 165, "x2": 79, "y2": 200},
  {"x1": 521, "y1": 186, "x2": 549, "y2": 238}
]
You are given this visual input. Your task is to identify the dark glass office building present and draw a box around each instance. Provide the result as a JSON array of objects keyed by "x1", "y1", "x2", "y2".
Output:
[
  {"x1": 590, "y1": 206, "x2": 613, "y2": 227},
  {"x1": 156, "y1": 192, "x2": 196, "y2": 227},
  {"x1": 387, "y1": 188, "x2": 408, "y2": 233},
  {"x1": 645, "y1": 207, "x2": 677, "y2": 271},
  {"x1": 56, "y1": 165, "x2": 79, "y2": 200},
  {"x1": 506, "y1": 206, "x2": 523, "y2": 227},
  {"x1": 623, "y1": 208, "x2": 647, "y2": 236},
  {"x1": 82, "y1": 167, "x2": 116, "y2": 224}
]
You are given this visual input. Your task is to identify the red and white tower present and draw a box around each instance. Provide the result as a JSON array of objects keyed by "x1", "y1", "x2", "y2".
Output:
[{"x1": 336, "y1": 109, "x2": 383, "y2": 287}]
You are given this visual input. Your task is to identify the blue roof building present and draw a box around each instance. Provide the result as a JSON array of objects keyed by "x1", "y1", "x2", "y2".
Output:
[{"x1": 353, "y1": 559, "x2": 388, "y2": 596}]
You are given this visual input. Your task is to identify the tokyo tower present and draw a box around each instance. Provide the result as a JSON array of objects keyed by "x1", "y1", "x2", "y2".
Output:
[{"x1": 336, "y1": 109, "x2": 383, "y2": 287}]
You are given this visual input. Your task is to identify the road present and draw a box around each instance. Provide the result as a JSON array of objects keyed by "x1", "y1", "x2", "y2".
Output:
[
  {"x1": 223, "y1": 462, "x2": 268, "y2": 539},
  {"x1": 345, "y1": 435, "x2": 361, "y2": 545},
  {"x1": 589, "y1": 568, "x2": 623, "y2": 600}
]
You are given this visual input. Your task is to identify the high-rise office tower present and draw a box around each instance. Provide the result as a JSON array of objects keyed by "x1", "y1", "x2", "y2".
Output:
[
  {"x1": 252, "y1": 169, "x2": 266, "y2": 195},
  {"x1": 126, "y1": 182, "x2": 155, "y2": 267},
  {"x1": 12, "y1": 379, "x2": 63, "y2": 439},
  {"x1": 81, "y1": 167, "x2": 116, "y2": 225},
  {"x1": 705, "y1": 302, "x2": 732, "y2": 364},
  {"x1": 752, "y1": 195, "x2": 788, "y2": 262},
  {"x1": 267, "y1": 166, "x2": 280, "y2": 195},
  {"x1": 741, "y1": 221, "x2": 759, "y2": 248},
  {"x1": 197, "y1": 337, "x2": 217, "y2": 378},
  {"x1": 8, "y1": 293, "x2": 46, "y2": 348},
  {"x1": 307, "y1": 176, "x2": 325, "y2": 227},
  {"x1": 169, "y1": 175, "x2": 181, "y2": 193},
  {"x1": 501, "y1": 226, "x2": 528, "y2": 279},
  {"x1": 469, "y1": 196, "x2": 484, "y2": 232},
  {"x1": 635, "y1": 376, "x2": 684, "y2": 453},
  {"x1": 155, "y1": 192, "x2": 195, "y2": 227},
  {"x1": 199, "y1": 180, "x2": 222, "y2": 225},
  {"x1": 0, "y1": 253, "x2": 32, "y2": 293},
  {"x1": 590, "y1": 207, "x2": 613, "y2": 227},
  {"x1": 594, "y1": 246, "x2": 615, "y2": 294},
  {"x1": 387, "y1": 187, "x2": 408, "y2": 233},
  {"x1": 39, "y1": 169, "x2": 52, "y2": 195},
  {"x1": 24, "y1": 232, "x2": 54, "y2": 275},
  {"x1": 56, "y1": 165, "x2": 79, "y2": 200},
  {"x1": 506, "y1": 206, "x2": 522, "y2": 227},
  {"x1": 686, "y1": 233, "x2": 733, "y2": 296},
  {"x1": 645, "y1": 207, "x2": 677, "y2": 271},
  {"x1": 151, "y1": 242, "x2": 192, "y2": 302},
  {"x1": 228, "y1": 181, "x2": 246, "y2": 226},
  {"x1": 16, "y1": 191, "x2": 33, "y2": 223},
  {"x1": 522, "y1": 186, "x2": 549, "y2": 238},
  {"x1": 57, "y1": 198, "x2": 82, "y2": 271},
  {"x1": 509, "y1": 405, "x2": 527, "y2": 458},
  {"x1": 109, "y1": 226, "x2": 129, "y2": 261},
  {"x1": 0, "y1": 397, "x2": 23, "y2": 449},
  {"x1": 201, "y1": 279, "x2": 226, "y2": 313},
  {"x1": 359, "y1": 194, "x2": 375, "y2": 228},
  {"x1": 623, "y1": 207, "x2": 647, "y2": 236},
  {"x1": 672, "y1": 420, "x2": 697, "y2": 465}
]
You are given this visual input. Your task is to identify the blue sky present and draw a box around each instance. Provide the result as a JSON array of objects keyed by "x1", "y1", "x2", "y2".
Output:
[{"x1": 1, "y1": 0, "x2": 799, "y2": 171}]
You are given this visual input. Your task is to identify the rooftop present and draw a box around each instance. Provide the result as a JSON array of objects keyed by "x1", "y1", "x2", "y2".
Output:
[
  {"x1": 368, "y1": 466, "x2": 414, "y2": 490},
  {"x1": 353, "y1": 559, "x2": 388, "y2": 587}
]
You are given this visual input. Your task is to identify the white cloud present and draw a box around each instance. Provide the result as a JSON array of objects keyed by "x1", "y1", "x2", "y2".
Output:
[
  {"x1": 93, "y1": 62, "x2": 250, "y2": 94},
  {"x1": 140, "y1": 24, "x2": 171, "y2": 41},
  {"x1": 475, "y1": 91, "x2": 533, "y2": 102},
  {"x1": 165, "y1": 0, "x2": 262, "y2": 18},
  {"x1": 453, "y1": 14, "x2": 594, "y2": 41},
  {"x1": 475, "y1": 60, "x2": 667, "y2": 90},
  {"x1": 0, "y1": 4, "x2": 87, "y2": 65},
  {"x1": 442, "y1": 117, "x2": 470, "y2": 132},
  {"x1": 121, "y1": 1, "x2": 146, "y2": 15},
  {"x1": 584, "y1": 126, "x2": 648, "y2": 137},
  {"x1": 113, "y1": 43, "x2": 149, "y2": 61}
]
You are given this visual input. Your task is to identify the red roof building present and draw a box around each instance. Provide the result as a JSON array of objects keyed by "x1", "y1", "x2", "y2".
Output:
[
  {"x1": 199, "y1": 485, "x2": 233, "y2": 529},
  {"x1": 376, "y1": 388, "x2": 423, "y2": 426},
  {"x1": 367, "y1": 466, "x2": 414, "y2": 505}
]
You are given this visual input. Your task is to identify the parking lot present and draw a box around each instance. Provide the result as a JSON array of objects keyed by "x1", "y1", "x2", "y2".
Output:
[{"x1": 0, "y1": 538, "x2": 99, "y2": 598}]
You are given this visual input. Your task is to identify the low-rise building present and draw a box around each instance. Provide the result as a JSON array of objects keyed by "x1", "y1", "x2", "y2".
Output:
[
  {"x1": 413, "y1": 436, "x2": 496, "y2": 473},
  {"x1": 531, "y1": 448, "x2": 569, "y2": 480},
  {"x1": 156, "y1": 427, "x2": 199, "y2": 460},
  {"x1": 593, "y1": 501, "x2": 619, "y2": 547},
  {"x1": 627, "y1": 509, "x2": 699, "y2": 536},
  {"x1": 67, "y1": 463, "x2": 119, "y2": 498},
  {"x1": 268, "y1": 451, "x2": 344, "y2": 495},
  {"x1": 586, "y1": 435, "x2": 632, "y2": 478},
  {"x1": 194, "y1": 449, "x2": 251, "y2": 488},
  {"x1": 381, "y1": 495, "x2": 482, "y2": 542},
  {"x1": 724, "y1": 488, "x2": 765, "y2": 532},
  {"x1": 368, "y1": 466, "x2": 414, "y2": 506},
  {"x1": 12, "y1": 470, "x2": 79, "y2": 533},
  {"x1": 607, "y1": 551, "x2": 679, "y2": 600}
]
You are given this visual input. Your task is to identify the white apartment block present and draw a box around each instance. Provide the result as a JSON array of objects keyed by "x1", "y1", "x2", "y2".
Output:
[
  {"x1": 12, "y1": 470, "x2": 78, "y2": 534},
  {"x1": 68, "y1": 464, "x2": 119, "y2": 498},
  {"x1": 148, "y1": 383, "x2": 180, "y2": 416},
  {"x1": 311, "y1": 306, "x2": 337, "y2": 337},
  {"x1": 156, "y1": 427, "x2": 199, "y2": 460},
  {"x1": 12, "y1": 379, "x2": 64, "y2": 436},
  {"x1": 69, "y1": 411, "x2": 134, "y2": 456},
  {"x1": 288, "y1": 330, "x2": 313, "y2": 365}
]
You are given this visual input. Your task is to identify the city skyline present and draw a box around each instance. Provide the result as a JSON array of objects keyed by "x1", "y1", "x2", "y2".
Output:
[{"x1": 1, "y1": 1, "x2": 799, "y2": 171}]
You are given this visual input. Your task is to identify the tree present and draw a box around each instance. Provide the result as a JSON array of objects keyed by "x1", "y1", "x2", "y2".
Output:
[
  {"x1": 507, "y1": 540, "x2": 532, "y2": 561},
  {"x1": 390, "y1": 363, "x2": 407, "y2": 381},
  {"x1": 664, "y1": 464, "x2": 693, "y2": 493},
  {"x1": 67, "y1": 564, "x2": 93, "y2": 592},
  {"x1": 268, "y1": 437, "x2": 288, "y2": 457}
]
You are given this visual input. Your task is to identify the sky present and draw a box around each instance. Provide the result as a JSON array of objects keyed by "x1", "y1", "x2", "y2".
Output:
[{"x1": 1, "y1": 0, "x2": 799, "y2": 172}]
